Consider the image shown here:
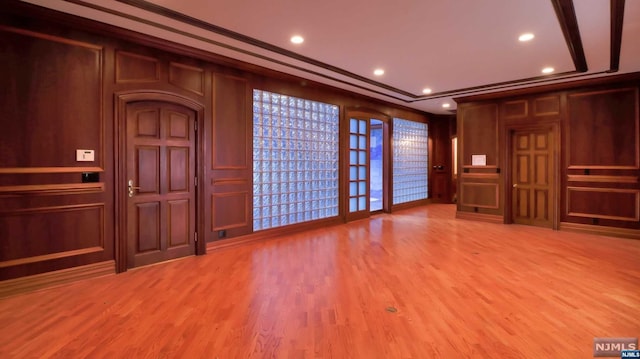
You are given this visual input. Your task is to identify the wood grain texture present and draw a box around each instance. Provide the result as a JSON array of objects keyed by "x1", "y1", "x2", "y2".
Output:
[
  {"x1": 502, "y1": 100, "x2": 528, "y2": 119},
  {"x1": 459, "y1": 103, "x2": 499, "y2": 167},
  {"x1": 0, "y1": 25, "x2": 103, "y2": 168},
  {"x1": 212, "y1": 73, "x2": 248, "y2": 170},
  {"x1": 115, "y1": 50, "x2": 160, "y2": 83},
  {"x1": 566, "y1": 88, "x2": 639, "y2": 169},
  {"x1": 460, "y1": 182, "x2": 499, "y2": 209},
  {"x1": 566, "y1": 187, "x2": 639, "y2": 221},
  {"x1": 429, "y1": 116, "x2": 453, "y2": 203},
  {"x1": 0, "y1": 261, "x2": 115, "y2": 299},
  {"x1": 211, "y1": 191, "x2": 250, "y2": 230},
  {"x1": 169, "y1": 62, "x2": 205, "y2": 96},
  {"x1": 533, "y1": 96, "x2": 560, "y2": 116},
  {"x1": 0, "y1": 205, "x2": 638, "y2": 358}
]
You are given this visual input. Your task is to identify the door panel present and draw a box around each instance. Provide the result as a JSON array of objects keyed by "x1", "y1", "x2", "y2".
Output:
[
  {"x1": 512, "y1": 129, "x2": 553, "y2": 227},
  {"x1": 126, "y1": 101, "x2": 196, "y2": 268}
]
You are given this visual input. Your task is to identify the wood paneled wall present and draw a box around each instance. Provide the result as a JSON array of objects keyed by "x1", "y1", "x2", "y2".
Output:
[
  {"x1": 564, "y1": 87, "x2": 640, "y2": 230},
  {"x1": 0, "y1": 2, "x2": 432, "y2": 282},
  {"x1": 456, "y1": 75, "x2": 640, "y2": 238},
  {"x1": 0, "y1": 24, "x2": 113, "y2": 281},
  {"x1": 209, "y1": 74, "x2": 252, "y2": 239},
  {"x1": 458, "y1": 103, "x2": 502, "y2": 216}
]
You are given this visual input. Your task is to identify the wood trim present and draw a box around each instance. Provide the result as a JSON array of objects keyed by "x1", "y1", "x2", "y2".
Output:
[
  {"x1": 566, "y1": 187, "x2": 640, "y2": 221},
  {"x1": 0, "y1": 260, "x2": 115, "y2": 299},
  {"x1": 455, "y1": 211, "x2": 503, "y2": 224},
  {"x1": 345, "y1": 108, "x2": 393, "y2": 122},
  {"x1": 0, "y1": 167, "x2": 104, "y2": 174},
  {"x1": 610, "y1": 0, "x2": 626, "y2": 72},
  {"x1": 0, "y1": 247, "x2": 104, "y2": 268},
  {"x1": 0, "y1": 24, "x2": 103, "y2": 50},
  {"x1": 460, "y1": 173, "x2": 499, "y2": 179},
  {"x1": 456, "y1": 72, "x2": 640, "y2": 104},
  {"x1": 462, "y1": 165, "x2": 499, "y2": 169},
  {"x1": 391, "y1": 198, "x2": 430, "y2": 212},
  {"x1": 550, "y1": 0, "x2": 588, "y2": 72},
  {"x1": 560, "y1": 221, "x2": 640, "y2": 240},
  {"x1": 567, "y1": 175, "x2": 638, "y2": 183},
  {"x1": 208, "y1": 216, "x2": 343, "y2": 250},
  {"x1": 0, "y1": 202, "x2": 105, "y2": 216},
  {"x1": 567, "y1": 165, "x2": 639, "y2": 170},
  {"x1": 0, "y1": 183, "x2": 105, "y2": 196},
  {"x1": 211, "y1": 178, "x2": 249, "y2": 185}
]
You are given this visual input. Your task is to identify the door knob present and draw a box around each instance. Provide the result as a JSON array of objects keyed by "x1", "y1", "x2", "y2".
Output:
[
  {"x1": 513, "y1": 184, "x2": 518, "y2": 188},
  {"x1": 128, "y1": 179, "x2": 141, "y2": 198}
]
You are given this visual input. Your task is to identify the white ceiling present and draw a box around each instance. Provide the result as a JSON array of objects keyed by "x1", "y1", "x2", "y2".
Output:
[{"x1": 23, "y1": 0, "x2": 640, "y2": 114}]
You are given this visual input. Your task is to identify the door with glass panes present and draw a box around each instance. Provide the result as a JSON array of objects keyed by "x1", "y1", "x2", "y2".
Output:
[
  {"x1": 346, "y1": 114, "x2": 390, "y2": 220},
  {"x1": 347, "y1": 117, "x2": 370, "y2": 220}
]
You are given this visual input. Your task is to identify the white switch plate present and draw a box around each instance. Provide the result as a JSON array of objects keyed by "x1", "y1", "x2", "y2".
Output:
[{"x1": 76, "y1": 149, "x2": 95, "y2": 162}]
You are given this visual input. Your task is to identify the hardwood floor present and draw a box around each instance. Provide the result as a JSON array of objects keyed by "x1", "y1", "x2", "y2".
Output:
[{"x1": 0, "y1": 204, "x2": 638, "y2": 358}]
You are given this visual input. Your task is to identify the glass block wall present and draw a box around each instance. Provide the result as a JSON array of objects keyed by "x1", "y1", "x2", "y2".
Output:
[
  {"x1": 392, "y1": 118, "x2": 428, "y2": 204},
  {"x1": 252, "y1": 90, "x2": 340, "y2": 231}
]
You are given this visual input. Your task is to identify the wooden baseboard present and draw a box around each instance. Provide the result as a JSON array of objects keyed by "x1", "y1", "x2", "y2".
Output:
[
  {"x1": 0, "y1": 260, "x2": 115, "y2": 299},
  {"x1": 560, "y1": 222, "x2": 640, "y2": 240},
  {"x1": 455, "y1": 210, "x2": 504, "y2": 224},
  {"x1": 391, "y1": 199, "x2": 431, "y2": 212},
  {"x1": 208, "y1": 217, "x2": 344, "y2": 252}
]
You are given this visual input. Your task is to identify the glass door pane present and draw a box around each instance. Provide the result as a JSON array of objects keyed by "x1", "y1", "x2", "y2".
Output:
[
  {"x1": 348, "y1": 118, "x2": 368, "y2": 213},
  {"x1": 370, "y1": 119, "x2": 383, "y2": 211}
]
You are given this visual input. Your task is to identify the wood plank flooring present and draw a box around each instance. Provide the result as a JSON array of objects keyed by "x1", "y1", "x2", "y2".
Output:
[{"x1": 0, "y1": 204, "x2": 638, "y2": 358}]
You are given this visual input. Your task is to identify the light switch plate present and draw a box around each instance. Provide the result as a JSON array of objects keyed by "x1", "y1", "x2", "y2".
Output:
[{"x1": 76, "y1": 149, "x2": 95, "y2": 162}]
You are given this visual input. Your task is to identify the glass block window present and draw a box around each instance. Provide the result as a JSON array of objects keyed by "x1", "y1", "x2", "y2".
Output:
[
  {"x1": 392, "y1": 118, "x2": 428, "y2": 204},
  {"x1": 252, "y1": 90, "x2": 340, "y2": 231}
]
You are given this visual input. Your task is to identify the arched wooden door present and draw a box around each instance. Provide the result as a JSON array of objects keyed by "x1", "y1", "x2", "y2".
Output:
[{"x1": 124, "y1": 100, "x2": 197, "y2": 268}]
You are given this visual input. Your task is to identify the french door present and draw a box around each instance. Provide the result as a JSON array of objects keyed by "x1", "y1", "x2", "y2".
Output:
[{"x1": 345, "y1": 112, "x2": 390, "y2": 221}]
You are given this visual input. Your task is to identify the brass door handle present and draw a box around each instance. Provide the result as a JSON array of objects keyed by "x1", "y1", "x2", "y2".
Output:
[
  {"x1": 513, "y1": 184, "x2": 518, "y2": 188},
  {"x1": 128, "y1": 179, "x2": 141, "y2": 197}
]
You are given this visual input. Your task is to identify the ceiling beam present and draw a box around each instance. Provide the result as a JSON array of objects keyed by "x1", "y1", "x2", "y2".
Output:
[
  {"x1": 550, "y1": 0, "x2": 588, "y2": 72},
  {"x1": 609, "y1": 0, "x2": 626, "y2": 72}
]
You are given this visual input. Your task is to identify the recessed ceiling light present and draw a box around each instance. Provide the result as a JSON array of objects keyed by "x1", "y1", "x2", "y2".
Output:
[
  {"x1": 518, "y1": 33, "x2": 535, "y2": 42},
  {"x1": 542, "y1": 67, "x2": 555, "y2": 74},
  {"x1": 442, "y1": 103, "x2": 451, "y2": 108},
  {"x1": 290, "y1": 35, "x2": 304, "y2": 44},
  {"x1": 422, "y1": 88, "x2": 432, "y2": 94},
  {"x1": 373, "y1": 68, "x2": 385, "y2": 76}
]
